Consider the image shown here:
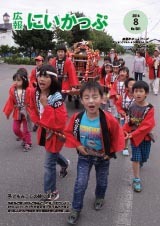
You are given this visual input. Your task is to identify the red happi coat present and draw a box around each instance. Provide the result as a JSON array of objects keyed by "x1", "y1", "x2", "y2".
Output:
[
  {"x1": 145, "y1": 52, "x2": 160, "y2": 79},
  {"x1": 51, "y1": 57, "x2": 79, "y2": 91},
  {"x1": 3, "y1": 85, "x2": 31, "y2": 120},
  {"x1": 64, "y1": 110, "x2": 125, "y2": 154},
  {"x1": 29, "y1": 67, "x2": 38, "y2": 88},
  {"x1": 29, "y1": 89, "x2": 68, "y2": 153},
  {"x1": 123, "y1": 106, "x2": 155, "y2": 147},
  {"x1": 116, "y1": 92, "x2": 134, "y2": 117},
  {"x1": 105, "y1": 72, "x2": 119, "y2": 90},
  {"x1": 110, "y1": 80, "x2": 125, "y2": 99}
]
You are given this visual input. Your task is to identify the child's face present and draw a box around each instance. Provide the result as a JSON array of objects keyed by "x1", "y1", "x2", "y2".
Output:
[
  {"x1": 113, "y1": 67, "x2": 119, "y2": 74},
  {"x1": 57, "y1": 50, "x2": 65, "y2": 60},
  {"x1": 105, "y1": 65, "x2": 112, "y2": 73},
  {"x1": 14, "y1": 76, "x2": 23, "y2": 88},
  {"x1": 37, "y1": 74, "x2": 52, "y2": 92},
  {"x1": 81, "y1": 88, "x2": 103, "y2": 118},
  {"x1": 133, "y1": 88, "x2": 147, "y2": 103},
  {"x1": 36, "y1": 60, "x2": 43, "y2": 68},
  {"x1": 119, "y1": 70, "x2": 128, "y2": 81},
  {"x1": 48, "y1": 58, "x2": 53, "y2": 65},
  {"x1": 127, "y1": 81, "x2": 135, "y2": 93}
]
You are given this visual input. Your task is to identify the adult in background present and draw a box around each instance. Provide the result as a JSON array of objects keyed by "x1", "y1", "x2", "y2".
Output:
[
  {"x1": 146, "y1": 49, "x2": 160, "y2": 95},
  {"x1": 132, "y1": 50, "x2": 146, "y2": 81},
  {"x1": 108, "y1": 48, "x2": 118, "y2": 64}
]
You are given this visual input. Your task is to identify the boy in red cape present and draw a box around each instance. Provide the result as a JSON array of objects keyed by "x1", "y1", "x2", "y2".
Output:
[
  {"x1": 64, "y1": 81, "x2": 125, "y2": 225},
  {"x1": 51, "y1": 44, "x2": 79, "y2": 100},
  {"x1": 123, "y1": 81, "x2": 155, "y2": 192}
]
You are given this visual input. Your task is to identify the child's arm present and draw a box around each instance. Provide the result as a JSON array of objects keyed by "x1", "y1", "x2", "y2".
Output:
[
  {"x1": 124, "y1": 108, "x2": 155, "y2": 146},
  {"x1": 29, "y1": 68, "x2": 37, "y2": 88},
  {"x1": 106, "y1": 113, "x2": 125, "y2": 153},
  {"x1": 29, "y1": 89, "x2": 40, "y2": 124},
  {"x1": 3, "y1": 89, "x2": 15, "y2": 119},
  {"x1": 116, "y1": 95, "x2": 126, "y2": 117},
  {"x1": 39, "y1": 104, "x2": 67, "y2": 131},
  {"x1": 64, "y1": 113, "x2": 82, "y2": 148}
]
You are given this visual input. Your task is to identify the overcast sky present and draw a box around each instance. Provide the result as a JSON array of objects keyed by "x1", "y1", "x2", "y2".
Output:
[{"x1": 0, "y1": 0, "x2": 160, "y2": 42}]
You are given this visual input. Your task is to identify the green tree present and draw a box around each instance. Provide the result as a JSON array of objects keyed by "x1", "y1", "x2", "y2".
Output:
[
  {"x1": 12, "y1": 25, "x2": 55, "y2": 59},
  {"x1": 146, "y1": 43, "x2": 156, "y2": 55},
  {"x1": 0, "y1": 45, "x2": 10, "y2": 56},
  {"x1": 114, "y1": 44, "x2": 126, "y2": 54},
  {"x1": 90, "y1": 30, "x2": 114, "y2": 53},
  {"x1": 54, "y1": 12, "x2": 91, "y2": 46}
]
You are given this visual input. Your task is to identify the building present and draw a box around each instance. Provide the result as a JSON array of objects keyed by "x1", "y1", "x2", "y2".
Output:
[{"x1": 0, "y1": 13, "x2": 17, "y2": 47}]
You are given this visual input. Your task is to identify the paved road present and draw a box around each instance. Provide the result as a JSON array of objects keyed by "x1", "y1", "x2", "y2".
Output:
[{"x1": 0, "y1": 56, "x2": 160, "y2": 226}]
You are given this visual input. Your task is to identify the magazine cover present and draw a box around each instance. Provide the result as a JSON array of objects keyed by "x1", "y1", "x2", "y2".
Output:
[{"x1": 0, "y1": 1, "x2": 159, "y2": 226}]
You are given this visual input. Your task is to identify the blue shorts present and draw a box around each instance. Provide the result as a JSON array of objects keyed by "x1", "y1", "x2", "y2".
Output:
[{"x1": 131, "y1": 140, "x2": 151, "y2": 162}]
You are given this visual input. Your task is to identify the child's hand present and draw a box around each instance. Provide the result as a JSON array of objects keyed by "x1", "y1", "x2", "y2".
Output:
[
  {"x1": 121, "y1": 112, "x2": 126, "y2": 117},
  {"x1": 128, "y1": 133, "x2": 132, "y2": 139},
  {"x1": 124, "y1": 131, "x2": 132, "y2": 139},
  {"x1": 77, "y1": 145, "x2": 88, "y2": 156},
  {"x1": 40, "y1": 94, "x2": 48, "y2": 107}
]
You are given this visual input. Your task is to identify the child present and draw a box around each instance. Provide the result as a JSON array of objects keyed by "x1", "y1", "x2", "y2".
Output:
[
  {"x1": 116, "y1": 78, "x2": 135, "y2": 156},
  {"x1": 110, "y1": 66, "x2": 129, "y2": 99},
  {"x1": 118, "y1": 58, "x2": 125, "y2": 68},
  {"x1": 64, "y1": 81, "x2": 125, "y2": 225},
  {"x1": 47, "y1": 55, "x2": 54, "y2": 65},
  {"x1": 99, "y1": 56, "x2": 112, "y2": 85},
  {"x1": 51, "y1": 44, "x2": 79, "y2": 100},
  {"x1": 3, "y1": 68, "x2": 32, "y2": 151},
  {"x1": 29, "y1": 55, "x2": 44, "y2": 132},
  {"x1": 105, "y1": 60, "x2": 121, "y2": 89},
  {"x1": 29, "y1": 64, "x2": 69, "y2": 200},
  {"x1": 123, "y1": 81, "x2": 155, "y2": 192},
  {"x1": 29, "y1": 55, "x2": 44, "y2": 89}
]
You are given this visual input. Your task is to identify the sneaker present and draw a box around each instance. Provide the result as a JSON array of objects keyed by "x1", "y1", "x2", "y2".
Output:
[
  {"x1": 67, "y1": 209, "x2": 80, "y2": 225},
  {"x1": 132, "y1": 178, "x2": 142, "y2": 192},
  {"x1": 23, "y1": 143, "x2": 32, "y2": 152},
  {"x1": 94, "y1": 198, "x2": 104, "y2": 211},
  {"x1": 122, "y1": 149, "x2": 129, "y2": 156},
  {"x1": 41, "y1": 190, "x2": 59, "y2": 202},
  {"x1": 59, "y1": 159, "x2": 70, "y2": 178},
  {"x1": 16, "y1": 137, "x2": 21, "y2": 141}
]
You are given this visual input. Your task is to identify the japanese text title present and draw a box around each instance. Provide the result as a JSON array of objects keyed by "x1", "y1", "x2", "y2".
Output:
[{"x1": 12, "y1": 12, "x2": 108, "y2": 31}]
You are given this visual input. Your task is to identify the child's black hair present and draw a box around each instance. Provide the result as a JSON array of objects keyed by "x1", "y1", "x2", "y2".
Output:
[
  {"x1": 124, "y1": 77, "x2": 135, "y2": 88},
  {"x1": 47, "y1": 55, "x2": 54, "y2": 62},
  {"x1": 118, "y1": 58, "x2": 125, "y2": 67},
  {"x1": 118, "y1": 66, "x2": 129, "y2": 76},
  {"x1": 104, "y1": 56, "x2": 111, "y2": 63},
  {"x1": 13, "y1": 68, "x2": 29, "y2": 89},
  {"x1": 80, "y1": 80, "x2": 103, "y2": 98},
  {"x1": 132, "y1": 80, "x2": 149, "y2": 93},
  {"x1": 112, "y1": 60, "x2": 121, "y2": 67},
  {"x1": 37, "y1": 64, "x2": 61, "y2": 94},
  {"x1": 56, "y1": 44, "x2": 67, "y2": 53}
]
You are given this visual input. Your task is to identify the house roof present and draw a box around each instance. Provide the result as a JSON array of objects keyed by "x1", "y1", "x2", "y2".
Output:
[{"x1": 3, "y1": 13, "x2": 10, "y2": 17}]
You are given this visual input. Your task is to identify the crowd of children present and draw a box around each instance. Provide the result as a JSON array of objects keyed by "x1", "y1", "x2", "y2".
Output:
[{"x1": 3, "y1": 46, "x2": 156, "y2": 225}]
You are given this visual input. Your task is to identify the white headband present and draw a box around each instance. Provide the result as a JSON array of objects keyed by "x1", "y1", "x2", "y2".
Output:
[{"x1": 36, "y1": 71, "x2": 57, "y2": 77}]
